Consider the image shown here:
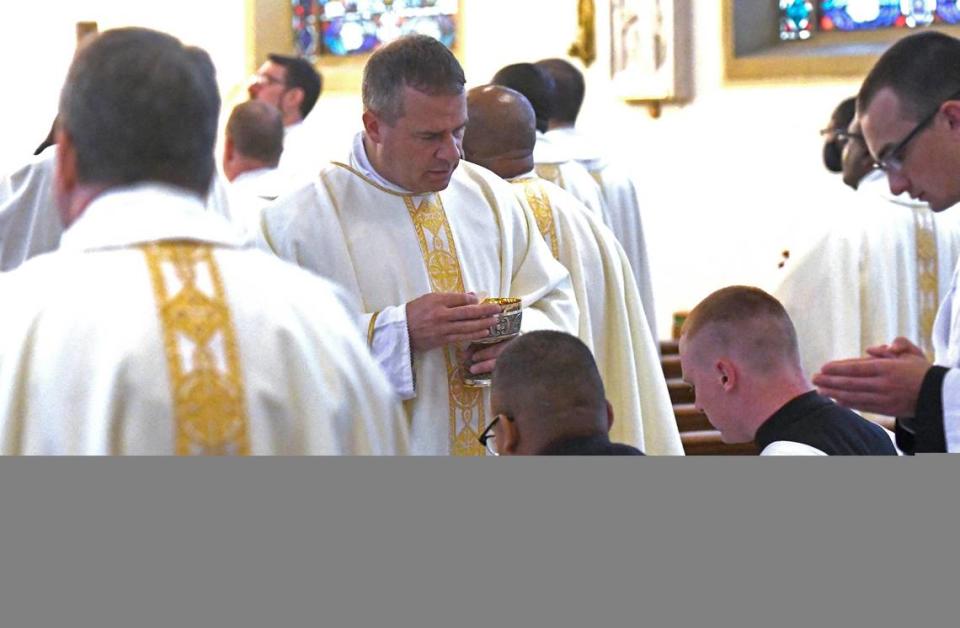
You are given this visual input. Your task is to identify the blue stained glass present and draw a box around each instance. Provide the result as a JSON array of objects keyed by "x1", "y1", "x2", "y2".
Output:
[
  {"x1": 935, "y1": 0, "x2": 960, "y2": 24},
  {"x1": 780, "y1": 0, "x2": 816, "y2": 40},
  {"x1": 820, "y1": 0, "x2": 902, "y2": 31},
  {"x1": 293, "y1": 0, "x2": 459, "y2": 58}
]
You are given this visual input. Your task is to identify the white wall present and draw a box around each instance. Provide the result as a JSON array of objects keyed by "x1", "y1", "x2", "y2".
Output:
[
  {"x1": 1, "y1": 2, "x2": 864, "y2": 340},
  {"x1": 0, "y1": 0, "x2": 248, "y2": 174}
]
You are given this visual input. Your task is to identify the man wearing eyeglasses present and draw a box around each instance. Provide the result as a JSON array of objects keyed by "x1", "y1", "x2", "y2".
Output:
[
  {"x1": 777, "y1": 96, "x2": 960, "y2": 383},
  {"x1": 814, "y1": 31, "x2": 960, "y2": 453},
  {"x1": 248, "y1": 54, "x2": 323, "y2": 186}
]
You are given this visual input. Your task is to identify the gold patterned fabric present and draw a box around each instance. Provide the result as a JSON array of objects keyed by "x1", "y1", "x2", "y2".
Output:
[
  {"x1": 143, "y1": 243, "x2": 250, "y2": 456},
  {"x1": 403, "y1": 195, "x2": 486, "y2": 456},
  {"x1": 535, "y1": 164, "x2": 564, "y2": 189},
  {"x1": 915, "y1": 207, "x2": 939, "y2": 360},
  {"x1": 515, "y1": 179, "x2": 560, "y2": 260}
]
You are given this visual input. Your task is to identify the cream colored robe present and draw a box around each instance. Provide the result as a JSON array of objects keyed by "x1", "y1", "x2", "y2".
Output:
[
  {"x1": 544, "y1": 127, "x2": 658, "y2": 345},
  {"x1": 510, "y1": 173, "x2": 682, "y2": 455},
  {"x1": 775, "y1": 172, "x2": 960, "y2": 379},
  {"x1": 258, "y1": 158, "x2": 578, "y2": 456},
  {"x1": 533, "y1": 132, "x2": 610, "y2": 224},
  {"x1": 0, "y1": 183, "x2": 409, "y2": 455}
]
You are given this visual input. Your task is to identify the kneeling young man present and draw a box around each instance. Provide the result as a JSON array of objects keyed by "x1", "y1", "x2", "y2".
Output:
[{"x1": 679, "y1": 286, "x2": 898, "y2": 455}]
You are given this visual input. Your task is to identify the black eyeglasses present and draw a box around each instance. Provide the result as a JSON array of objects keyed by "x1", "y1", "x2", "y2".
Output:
[
  {"x1": 875, "y1": 86, "x2": 960, "y2": 174},
  {"x1": 478, "y1": 415, "x2": 501, "y2": 456}
]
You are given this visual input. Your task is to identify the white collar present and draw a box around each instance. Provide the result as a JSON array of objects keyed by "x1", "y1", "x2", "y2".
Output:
[{"x1": 60, "y1": 182, "x2": 244, "y2": 253}]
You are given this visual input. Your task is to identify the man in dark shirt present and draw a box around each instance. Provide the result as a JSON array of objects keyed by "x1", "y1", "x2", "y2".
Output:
[
  {"x1": 481, "y1": 331, "x2": 643, "y2": 456},
  {"x1": 680, "y1": 286, "x2": 898, "y2": 455}
]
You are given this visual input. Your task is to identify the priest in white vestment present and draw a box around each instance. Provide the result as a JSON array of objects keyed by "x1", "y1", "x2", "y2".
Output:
[
  {"x1": 222, "y1": 101, "x2": 294, "y2": 240},
  {"x1": 537, "y1": 58, "x2": 659, "y2": 346},
  {"x1": 490, "y1": 62, "x2": 610, "y2": 223},
  {"x1": 0, "y1": 27, "x2": 408, "y2": 455},
  {"x1": 248, "y1": 53, "x2": 325, "y2": 187},
  {"x1": 462, "y1": 85, "x2": 682, "y2": 455},
  {"x1": 258, "y1": 36, "x2": 578, "y2": 456}
]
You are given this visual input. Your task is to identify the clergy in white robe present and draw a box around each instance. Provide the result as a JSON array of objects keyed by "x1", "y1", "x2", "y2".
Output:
[
  {"x1": 248, "y1": 54, "x2": 325, "y2": 188},
  {"x1": 775, "y1": 170, "x2": 960, "y2": 379},
  {"x1": 536, "y1": 58, "x2": 659, "y2": 345},
  {"x1": 257, "y1": 37, "x2": 577, "y2": 456},
  {"x1": 0, "y1": 27, "x2": 408, "y2": 455},
  {"x1": 461, "y1": 84, "x2": 681, "y2": 454}
]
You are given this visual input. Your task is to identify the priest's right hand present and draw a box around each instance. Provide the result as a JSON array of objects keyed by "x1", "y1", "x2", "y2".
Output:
[{"x1": 406, "y1": 293, "x2": 502, "y2": 353}]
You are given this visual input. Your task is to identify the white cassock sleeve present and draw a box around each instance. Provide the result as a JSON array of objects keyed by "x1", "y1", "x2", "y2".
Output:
[
  {"x1": 760, "y1": 441, "x2": 828, "y2": 456},
  {"x1": 367, "y1": 304, "x2": 415, "y2": 400}
]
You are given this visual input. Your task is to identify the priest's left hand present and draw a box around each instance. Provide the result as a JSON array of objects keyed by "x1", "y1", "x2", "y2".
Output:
[
  {"x1": 464, "y1": 338, "x2": 515, "y2": 375},
  {"x1": 813, "y1": 353, "x2": 932, "y2": 417}
]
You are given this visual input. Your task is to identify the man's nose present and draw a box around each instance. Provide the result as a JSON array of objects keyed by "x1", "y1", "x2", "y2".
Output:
[
  {"x1": 437, "y1": 133, "x2": 461, "y2": 162},
  {"x1": 887, "y1": 170, "x2": 910, "y2": 196}
]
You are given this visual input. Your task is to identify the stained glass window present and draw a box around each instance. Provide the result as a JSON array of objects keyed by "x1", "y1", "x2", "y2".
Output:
[
  {"x1": 292, "y1": 0, "x2": 459, "y2": 60},
  {"x1": 778, "y1": 0, "x2": 960, "y2": 40}
]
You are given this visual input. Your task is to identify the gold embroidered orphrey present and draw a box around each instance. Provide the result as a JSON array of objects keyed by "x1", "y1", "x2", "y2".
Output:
[
  {"x1": 516, "y1": 179, "x2": 560, "y2": 260},
  {"x1": 914, "y1": 207, "x2": 939, "y2": 360},
  {"x1": 404, "y1": 195, "x2": 487, "y2": 456},
  {"x1": 143, "y1": 243, "x2": 251, "y2": 455}
]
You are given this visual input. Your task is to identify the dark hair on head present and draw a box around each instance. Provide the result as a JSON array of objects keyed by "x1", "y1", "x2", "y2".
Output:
[
  {"x1": 227, "y1": 101, "x2": 284, "y2": 166},
  {"x1": 823, "y1": 96, "x2": 856, "y2": 173},
  {"x1": 491, "y1": 63, "x2": 556, "y2": 133},
  {"x1": 492, "y1": 330, "x2": 607, "y2": 429},
  {"x1": 362, "y1": 35, "x2": 466, "y2": 124},
  {"x1": 535, "y1": 58, "x2": 585, "y2": 124},
  {"x1": 267, "y1": 53, "x2": 322, "y2": 119},
  {"x1": 858, "y1": 31, "x2": 960, "y2": 121},
  {"x1": 58, "y1": 27, "x2": 220, "y2": 196}
]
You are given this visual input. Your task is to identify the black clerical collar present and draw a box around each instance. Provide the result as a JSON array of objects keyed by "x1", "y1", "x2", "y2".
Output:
[{"x1": 754, "y1": 390, "x2": 828, "y2": 451}]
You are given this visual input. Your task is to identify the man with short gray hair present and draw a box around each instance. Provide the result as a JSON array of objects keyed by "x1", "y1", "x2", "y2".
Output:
[
  {"x1": 0, "y1": 27, "x2": 408, "y2": 455},
  {"x1": 259, "y1": 35, "x2": 577, "y2": 456}
]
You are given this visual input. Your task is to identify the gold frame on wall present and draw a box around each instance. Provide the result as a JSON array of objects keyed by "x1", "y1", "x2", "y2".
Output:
[
  {"x1": 722, "y1": 0, "x2": 960, "y2": 82},
  {"x1": 247, "y1": 0, "x2": 466, "y2": 93}
]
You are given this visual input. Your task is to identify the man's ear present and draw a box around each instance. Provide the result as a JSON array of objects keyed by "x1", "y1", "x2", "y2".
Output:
[
  {"x1": 605, "y1": 400, "x2": 615, "y2": 433},
  {"x1": 943, "y1": 100, "x2": 960, "y2": 132},
  {"x1": 501, "y1": 414, "x2": 520, "y2": 455},
  {"x1": 362, "y1": 110, "x2": 383, "y2": 143},
  {"x1": 283, "y1": 86, "x2": 305, "y2": 118},
  {"x1": 716, "y1": 359, "x2": 736, "y2": 392},
  {"x1": 54, "y1": 127, "x2": 78, "y2": 225}
]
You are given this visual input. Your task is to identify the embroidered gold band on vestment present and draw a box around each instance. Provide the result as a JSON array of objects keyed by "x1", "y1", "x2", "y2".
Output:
[
  {"x1": 143, "y1": 243, "x2": 250, "y2": 455},
  {"x1": 403, "y1": 195, "x2": 486, "y2": 456},
  {"x1": 516, "y1": 179, "x2": 560, "y2": 260}
]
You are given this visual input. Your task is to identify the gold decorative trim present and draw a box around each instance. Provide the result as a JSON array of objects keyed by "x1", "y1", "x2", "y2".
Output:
[
  {"x1": 514, "y1": 179, "x2": 560, "y2": 260},
  {"x1": 535, "y1": 164, "x2": 564, "y2": 190},
  {"x1": 914, "y1": 207, "x2": 939, "y2": 360},
  {"x1": 143, "y1": 243, "x2": 251, "y2": 456},
  {"x1": 332, "y1": 161, "x2": 416, "y2": 198},
  {"x1": 367, "y1": 310, "x2": 381, "y2": 347},
  {"x1": 403, "y1": 195, "x2": 486, "y2": 456}
]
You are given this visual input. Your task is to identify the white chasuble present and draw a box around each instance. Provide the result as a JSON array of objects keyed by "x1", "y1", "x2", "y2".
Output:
[
  {"x1": 510, "y1": 173, "x2": 682, "y2": 455},
  {"x1": 0, "y1": 184, "x2": 408, "y2": 455},
  {"x1": 259, "y1": 160, "x2": 578, "y2": 455},
  {"x1": 775, "y1": 173, "x2": 960, "y2": 380}
]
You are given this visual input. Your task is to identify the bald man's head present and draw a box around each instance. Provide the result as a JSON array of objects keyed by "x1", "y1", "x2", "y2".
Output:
[{"x1": 463, "y1": 85, "x2": 537, "y2": 179}]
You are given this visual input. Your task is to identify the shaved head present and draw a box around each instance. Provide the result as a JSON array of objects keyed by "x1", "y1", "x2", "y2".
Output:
[
  {"x1": 463, "y1": 84, "x2": 537, "y2": 178},
  {"x1": 681, "y1": 286, "x2": 801, "y2": 374}
]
